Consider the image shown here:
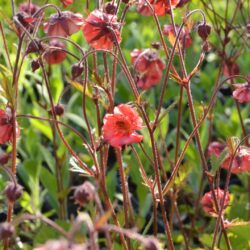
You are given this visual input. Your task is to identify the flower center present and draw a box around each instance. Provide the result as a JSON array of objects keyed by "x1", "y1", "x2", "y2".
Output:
[{"x1": 115, "y1": 120, "x2": 131, "y2": 132}]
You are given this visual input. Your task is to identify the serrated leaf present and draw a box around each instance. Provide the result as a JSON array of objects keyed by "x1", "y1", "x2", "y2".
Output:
[{"x1": 69, "y1": 157, "x2": 90, "y2": 176}]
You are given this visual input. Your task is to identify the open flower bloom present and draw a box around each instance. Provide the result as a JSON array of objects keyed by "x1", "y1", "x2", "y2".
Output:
[
  {"x1": 208, "y1": 141, "x2": 225, "y2": 158},
  {"x1": 44, "y1": 39, "x2": 67, "y2": 65},
  {"x1": 102, "y1": 104, "x2": 143, "y2": 148},
  {"x1": 163, "y1": 24, "x2": 192, "y2": 49},
  {"x1": 137, "y1": 0, "x2": 180, "y2": 16},
  {"x1": 201, "y1": 188, "x2": 230, "y2": 217},
  {"x1": 0, "y1": 108, "x2": 20, "y2": 144},
  {"x1": 44, "y1": 11, "x2": 83, "y2": 37},
  {"x1": 82, "y1": 9, "x2": 121, "y2": 50},
  {"x1": 131, "y1": 49, "x2": 166, "y2": 90},
  {"x1": 60, "y1": 0, "x2": 73, "y2": 7},
  {"x1": 232, "y1": 81, "x2": 250, "y2": 103},
  {"x1": 221, "y1": 146, "x2": 250, "y2": 174}
]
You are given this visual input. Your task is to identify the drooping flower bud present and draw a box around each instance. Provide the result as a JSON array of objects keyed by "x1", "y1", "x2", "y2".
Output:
[
  {"x1": 197, "y1": 23, "x2": 211, "y2": 40},
  {"x1": 104, "y1": 2, "x2": 118, "y2": 15},
  {"x1": 74, "y1": 181, "x2": 96, "y2": 207},
  {"x1": 49, "y1": 104, "x2": 65, "y2": 116},
  {"x1": 4, "y1": 182, "x2": 23, "y2": 203},
  {"x1": 26, "y1": 39, "x2": 44, "y2": 54},
  {"x1": 31, "y1": 59, "x2": 40, "y2": 72},
  {"x1": 0, "y1": 152, "x2": 10, "y2": 165},
  {"x1": 44, "y1": 40, "x2": 67, "y2": 65},
  {"x1": 71, "y1": 63, "x2": 84, "y2": 79},
  {"x1": 0, "y1": 222, "x2": 15, "y2": 240}
]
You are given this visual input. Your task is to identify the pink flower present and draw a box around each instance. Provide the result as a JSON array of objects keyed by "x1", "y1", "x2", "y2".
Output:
[
  {"x1": 131, "y1": 49, "x2": 166, "y2": 90},
  {"x1": 60, "y1": 0, "x2": 73, "y2": 8},
  {"x1": 0, "y1": 108, "x2": 20, "y2": 144},
  {"x1": 201, "y1": 188, "x2": 230, "y2": 217},
  {"x1": 44, "y1": 11, "x2": 84, "y2": 37},
  {"x1": 102, "y1": 104, "x2": 143, "y2": 148},
  {"x1": 137, "y1": 0, "x2": 180, "y2": 16},
  {"x1": 34, "y1": 240, "x2": 82, "y2": 250},
  {"x1": 221, "y1": 146, "x2": 250, "y2": 174},
  {"x1": 208, "y1": 141, "x2": 225, "y2": 158},
  {"x1": 82, "y1": 9, "x2": 121, "y2": 50},
  {"x1": 232, "y1": 81, "x2": 250, "y2": 103},
  {"x1": 163, "y1": 24, "x2": 192, "y2": 48},
  {"x1": 44, "y1": 39, "x2": 67, "y2": 65},
  {"x1": 223, "y1": 62, "x2": 240, "y2": 77},
  {"x1": 19, "y1": 2, "x2": 40, "y2": 15}
]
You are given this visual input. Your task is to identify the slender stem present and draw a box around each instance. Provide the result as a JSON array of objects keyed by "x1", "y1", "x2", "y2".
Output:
[{"x1": 115, "y1": 148, "x2": 131, "y2": 250}]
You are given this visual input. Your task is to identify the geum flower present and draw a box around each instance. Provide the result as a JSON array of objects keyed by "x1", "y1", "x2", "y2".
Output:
[
  {"x1": 102, "y1": 104, "x2": 143, "y2": 148},
  {"x1": 19, "y1": 2, "x2": 40, "y2": 15},
  {"x1": 82, "y1": 9, "x2": 121, "y2": 50},
  {"x1": 131, "y1": 49, "x2": 166, "y2": 90},
  {"x1": 232, "y1": 79, "x2": 250, "y2": 103},
  {"x1": 44, "y1": 11, "x2": 83, "y2": 37},
  {"x1": 208, "y1": 141, "x2": 225, "y2": 158},
  {"x1": 221, "y1": 146, "x2": 250, "y2": 174},
  {"x1": 43, "y1": 39, "x2": 67, "y2": 65},
  {"x1": 163, "y1": 24, "x2": 192, "y2": 49},
  {"x1": 137, "y1": 0, "x2": 180, "y2": 16},
  {"x1": 60, "y1": 0, "x2": 73, "y2": 8},
  {"x1": 201, "y1": 188, "x2": 230, "y2": 217},
  {"x1": 0, "y1": 108, "x2": 20, "y2": 144}
]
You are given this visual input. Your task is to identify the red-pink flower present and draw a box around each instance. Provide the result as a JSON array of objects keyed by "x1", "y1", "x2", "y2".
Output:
[
  {"x1": 44, "y1": 11, "x2": 83, "y2": 37},
  {"x1": 0, "y1": 108, "x2": 20, "y2": 144},
  {"x1": 208, "y1": 141, "x2": 225, "y2": 158},
  {"x1": 137, "y1": 0, "x2": 180, "y2": 16},
  {"x1": 221, "y1": 146, "x2": 250, "y2": 174},
  {"x1": 60, "y1": 0, "x2": 73, "y2": 8},
  {"x1": 163, "y1": 24, "x2": 192, "y2": 48},
  {"x1": 82, "y1": 9, "x2": 121, "y2": 50},
  {"x1": 223, "y1": 62, "x2": 240, "y2": 77},
  {"x1": 201, "y1": 188, "x2": 230, "y2": 217},
  {"x1": 131, "y1": 49, "x2": 166, "y2": 90},
  {"x1": 102, "y1": 104, "x2": 143, "y2": 148},
  {"x1": 19, "y1": 2, "x2": 40, "y2": 15},
  {"x1": 232, "y1": 81, "x2": 250, "y2": 103},
  {"x1": 44, "y1": 40, "x2": 67, "y2": 65}
]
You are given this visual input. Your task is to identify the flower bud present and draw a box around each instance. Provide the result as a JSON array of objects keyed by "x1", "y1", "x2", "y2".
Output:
[
  {"x1": 71, "y1": 63, "x2": 84, "y2": 79},
  {"x1": 0, "y1": 222, "x2": 15, "y2": 240},
  {"x1": 0, "y1": 152, "x2": 10, "y2": 165},
  {"x1": 4, "y1": 182, "x2": 23, "y2": 203},
  {"x1": 31, "y1": 59, "x2": 40, "y2": 72},
  {"x1": 197, "y1": 23, "x2": 211, "y2": 40},
  {"x1": 151, "y1": 42, "x2": 161, "y2": 50},
  {"x1": 74, "y1": 181, "x2": 95, "y2": 207},
  {"x1": 49, "y1": 104, "x2": 65, "y2": 116},
  {"x1": 26, "y1": 39, "x2": 44, "y2": 54},
  {"x1": 104, "y1": 2, "x2": 117, "y2": 15}
]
